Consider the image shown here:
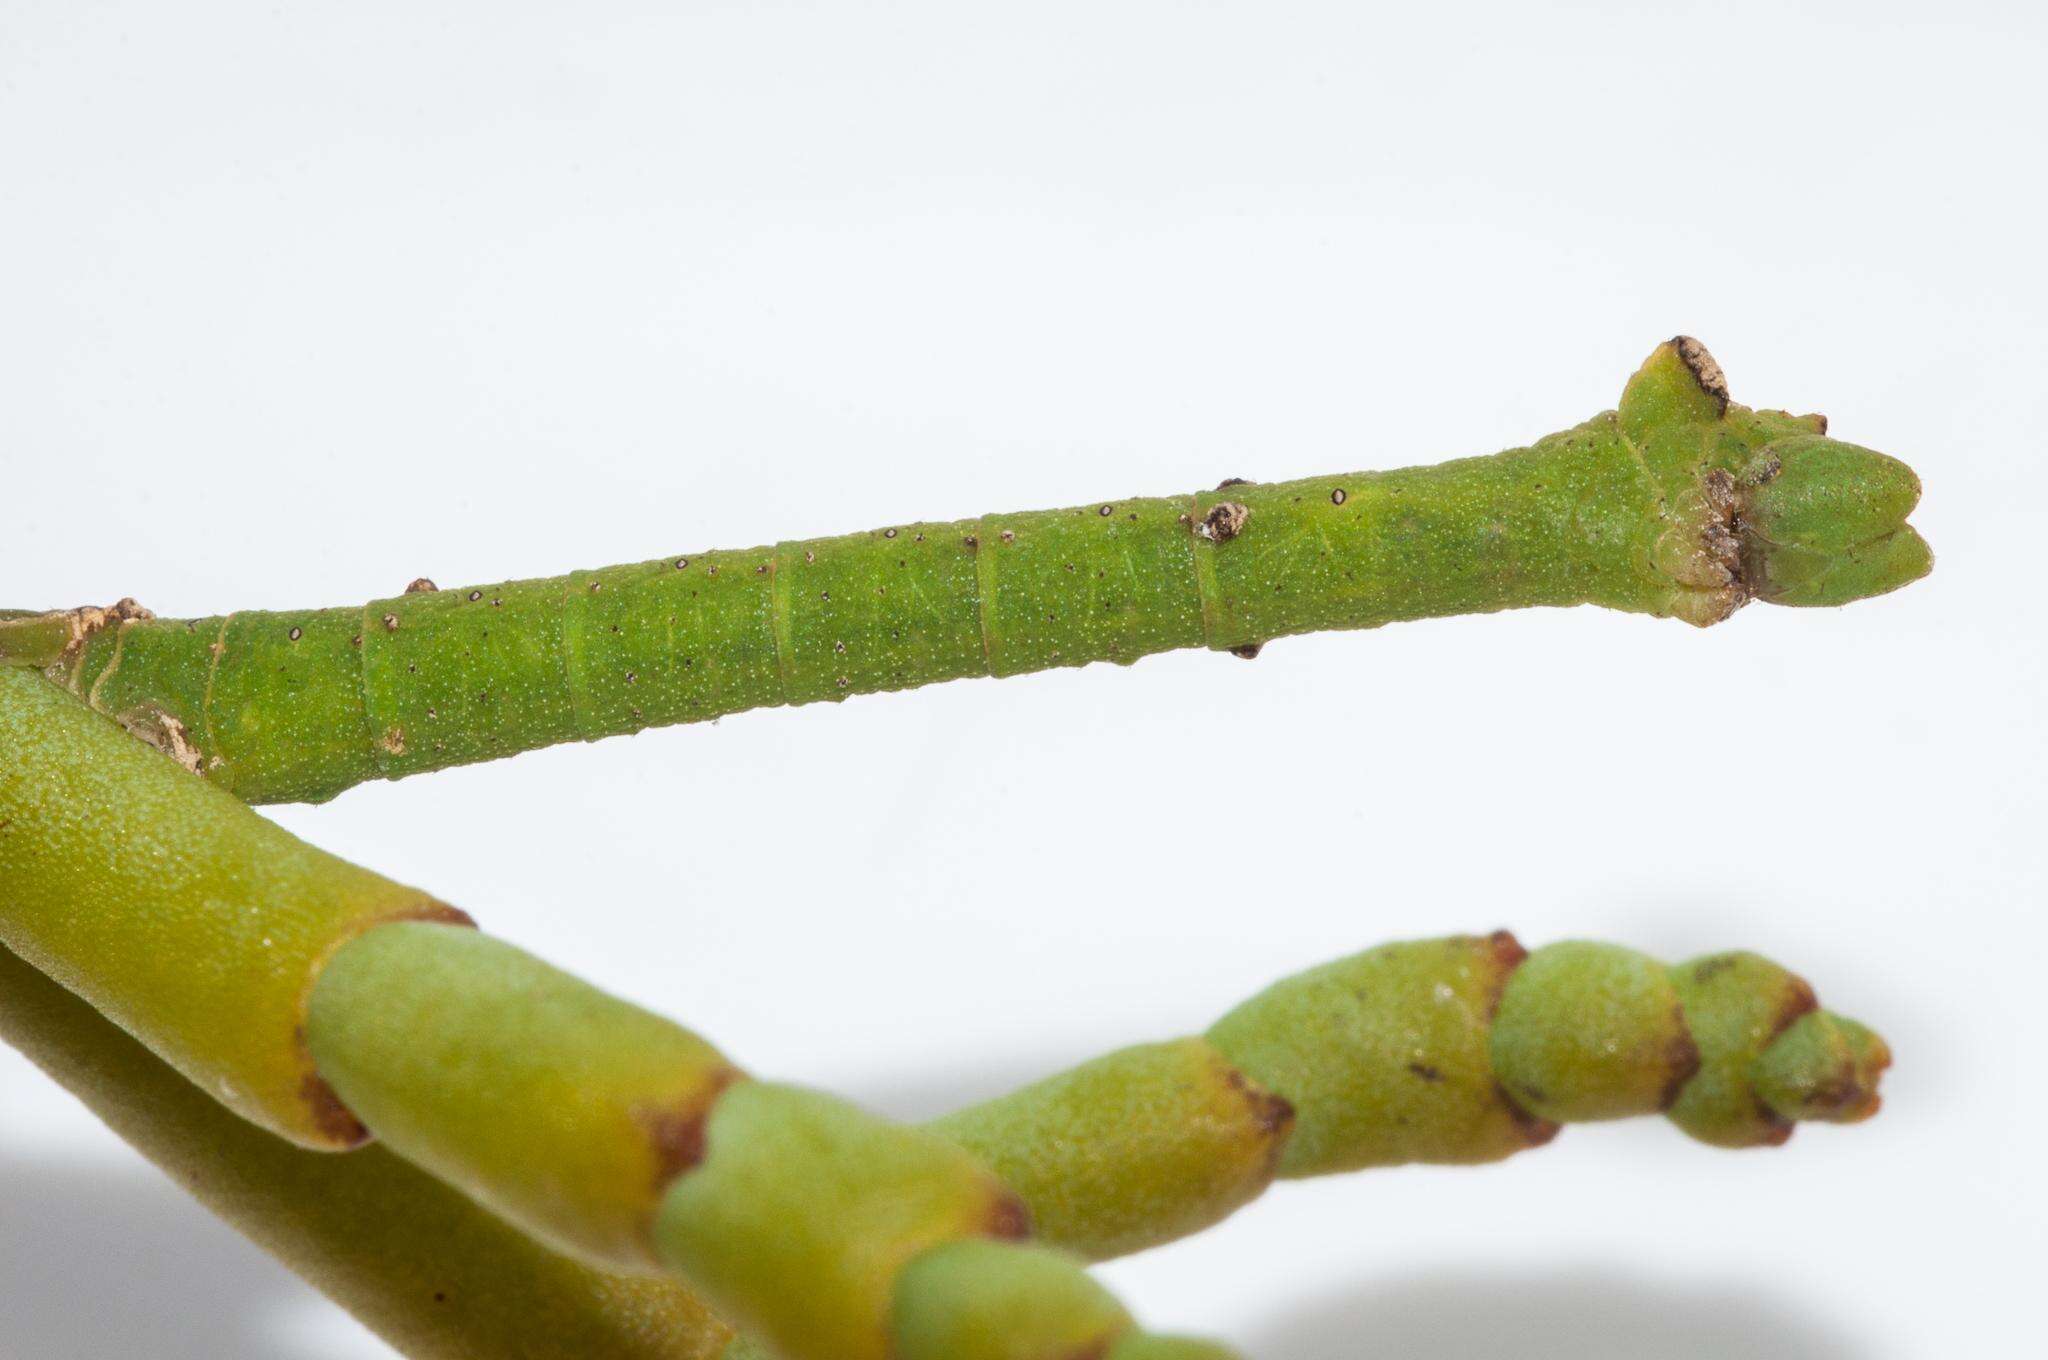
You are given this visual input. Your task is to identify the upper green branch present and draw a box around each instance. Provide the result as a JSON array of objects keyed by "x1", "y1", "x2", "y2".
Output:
[{"x1": 0, "y1": 338, "x2": 1930, "y2": 805}]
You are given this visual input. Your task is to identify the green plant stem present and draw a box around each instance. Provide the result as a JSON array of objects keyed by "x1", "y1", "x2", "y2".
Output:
[
  {"x1": 932, "y1": 934, "x2": 1887, "y2": 1261},
  {"x1": 0, "y1": 941, "x2": 741, "y2": 1360},
  {"x1": 0, "y1": 662, "x2": 468, "y2": 1148},
  {"x1": 0, "y1": 338, "x2": 1930, "y2": 805},
  {"x1": 0, "y1": 666, "x2": 1223, "y2": 1360}
]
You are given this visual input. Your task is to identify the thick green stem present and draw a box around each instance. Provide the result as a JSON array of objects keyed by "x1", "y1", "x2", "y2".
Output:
[
  {"x1": 0, "y1": 941, "x2": 739, "y2": 1360},
  {"x1": 0, "y1": 338, "x2": 1930, "y2": 804},
  {"x1": 0, "y1": 667, "x2": 1223, "y2": 1360},
  {"x1": 0, "y1": 663, "x2": 468, "y2": 1148}
]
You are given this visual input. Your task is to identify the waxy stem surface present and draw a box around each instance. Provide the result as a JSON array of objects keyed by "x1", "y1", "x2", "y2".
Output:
[
  {"x1": 935, "y1": 933, "x2": 1888, "y2": 1260},
  {"x1": 0, "y1": 668, "x2": 1890, "y2": 1357},
  {"x1": 0, "y1": 666, "x2": 1224, "y2": 1360},
  {"x1": 0, "y1": 941, "x2": 739, "y2": 1360},
  {"x1": 0, "y1": 338, "x2": 1930, "y2": 805}
]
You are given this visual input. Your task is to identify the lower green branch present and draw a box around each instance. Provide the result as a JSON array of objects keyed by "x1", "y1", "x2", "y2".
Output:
[
  {"x1": 0, "y1": 941, "x2": 737, "y2": 1360},
  {"x1": 0, "y1": 666, "x2": 1223, "y2": 1360}
]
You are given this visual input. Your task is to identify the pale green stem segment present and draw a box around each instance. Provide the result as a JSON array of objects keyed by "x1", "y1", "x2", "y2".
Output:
[
  {"x1": 934, "y1": 932, "x2": 1889, "y2": 1262},
  {"x1": 0, "y1": 942, "x2": 740, "y2": 1360},
  {"x1": 0, "y1": 671, "x2": 1224, "y2": 1360},
  {"x1": 0, "y1": 665, "x2": 470, "y2": 1149},
  {"x1": 308, "y1": 925, "x2": 1219, "y2": 1360},
  {"x1": 0, "y1": 338, "x2": 1930, "y2": 805}
]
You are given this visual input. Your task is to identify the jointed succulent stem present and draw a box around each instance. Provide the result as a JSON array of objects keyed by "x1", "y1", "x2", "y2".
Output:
[
  {"x1": 1, "y1": 665, "x2": 1888, "y2": 1358},
  {"x1": 0, "y1": 666, "x2": 1217, "y2": 1360},
  {"x1": 0, "y1": 339, "x2": 1930, "y2": 806},
  {"x1": 0, "y1": 941, "x2": 739, "y2": 1360},
  {"x1": 0, "y1": 338, "x2": 1926, "y2": 1358},
  {"x1": 934, "y1": 933, "x2": 1887, "y2": 1262}
]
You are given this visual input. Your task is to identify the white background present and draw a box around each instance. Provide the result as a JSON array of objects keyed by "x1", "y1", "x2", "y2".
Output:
[{"x1": 2, "y1": 3, "x2": 2042, "y2": 1356}]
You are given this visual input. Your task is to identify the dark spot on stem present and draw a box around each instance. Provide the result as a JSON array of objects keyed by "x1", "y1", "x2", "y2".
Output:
[
  {"x1": 984, "y1": 1191, "x2": 1034, "y2": 1241},
  {"x1": 1217, "y1": 476, "x2": 1251, "y2": 489},
  {"x1": 673, "y1": 558, "x2": 689, "y2": 570},
  {"x1": 884, "y1": 527, "x2": 898, "y2": 538},
  {"x1": 1691, "y1": 955, "x2": 1739, "y2": 984},
  {"x1": 381, "y1": 614, "x2": 400, "y2": 631},
  {"x1": 299, "y1": 1074, "x2": 371, "y2": 1148},
  {"x1": 1098, "y1": 504, "x2": 1114, "y2": 516},
  {"x1": 1672, "y1": 335, "x2": 1730, "y2": 412},
  {"x1": 1769, "y1": 976, "x2": 1820, "y2": 1041},
  {"x1": 405, "y1": 578, "x2": 438, "y2": 594},
  {"x1": 1223, "y1": 1065, "x2": 1296, "y2": 1140},
  {"x1": 1330, "y1": 488, "x2": 1349, "y2": 506},
  {"x1": 1659, "y1": 1007, "x2": 1705, "y2": 1111},
  {"x1": 1407, "y1": 1062, "x2": 1444, "y2": 1082},
  {"x1": 1200, "y1": 501, "x2": 1250, "y2": 542},
  {"x1": 963, "y1": 535, "x2": 979, "y2": 549},
  {"x1": 1484, "y1": 930, "x2": 1527, "y2": 1021},
  {"x1": 467, "y1": 589, "x2": 484, "y2": 602},
  {"x1": 636, "y1": 1067, "x2": 745, "y2": 1191},
  {"x1": 287, "y1": 627, "x2": 302, "y2": 642},
  {"x1": 1497, "y1": 1084, "x2": 1562, "y2": 1148},
  {"x1": 1000, "y1": 529, "x2": 1016, "y2": 543},
  {"x1": 1230, "y1": 642, "x2": 1264, "y2": 660}
]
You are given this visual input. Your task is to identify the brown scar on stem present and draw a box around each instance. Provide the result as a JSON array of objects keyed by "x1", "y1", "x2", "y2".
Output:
[
  {"x1": 1481, "y1": 930, "x2": 1528, "y2": 1020},
  {"x1": 1229, "y1": 642, "x2": 1264, "y2": 660},
  {"x1": 1672, "y1": 335, "x2": 1730, "y2": 412},
  {"x1": 1499, "y1": 1086, "x2": 1562, "y2": 1148},
  {"x1": 1216, "y1": 476, "x2": 1252, "y2": 489},
  {"x1": 1478, "y1": 930, "x2": 1560, "y2": 1145},
  {"x1": 30, "y1": 598, "x2": 155, "y2": 666},
  {"x1": 1196, "y1": 501, "x2": 1250, "y2": 543},
  {"x1": 295, "y1": 901, "x2": 478, "y2": 1147},
  {"x1": 1221, "y1": 1062, "x2": 1297, "y2": 1141},
  {"x1": 1742, "y1": 974, "x2": 1823, "y2": 1143},
  {"x1": 404, "y1": 578, "x2": 439, "y2": 594},
  {"x1": 115, "y1": 707, "x2": 207, "y2": 776},
  {"x1": 637, "y1": 1066, "x2": 747, "y2": 1193},
  {"x1": 983, "y1": 1188, "x2": 1034, "y2": 1241},
  {"x1": 1665, "y1": 467, "x2": 1751, "y2": 625},
  {"x1": 1690, "y1": 954, "x2": 1739, "y2": 984},
  {"x1": 1658, "y1": 1006, "x2": 1705, "y2": 1111}
]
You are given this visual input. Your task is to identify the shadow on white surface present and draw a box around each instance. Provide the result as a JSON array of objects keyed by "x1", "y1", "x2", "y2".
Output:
[
  {"x1": 0, "y1": 1156, "x2": 365, "y2": 1360},
  {"x1": 1245, "y1": 1267, "x2": 1869, "y2": 1359}
]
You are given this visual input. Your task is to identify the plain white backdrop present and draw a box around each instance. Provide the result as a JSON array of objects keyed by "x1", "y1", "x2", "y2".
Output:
[{"x1": 2, "y1": 3, "x2": 2042, "y2": 1356}]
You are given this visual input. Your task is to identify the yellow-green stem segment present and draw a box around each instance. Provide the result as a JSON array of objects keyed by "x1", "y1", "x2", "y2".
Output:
[
  {"x1": 0, "y1": 942, "x2": 740, "y2": 1360},
  {"x1": 0, "y1": 662, "x2": 468, "y2": 1148},
  {"x1": 0, "y1": 667, "x2": 1223, "y2": 1360},
  {"x1": 933, "y1": 932, "x2": 1889, "y2": 1261},
  {"x1": 0, "y1": 339, "x2": 1931, "y2": 805}
]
